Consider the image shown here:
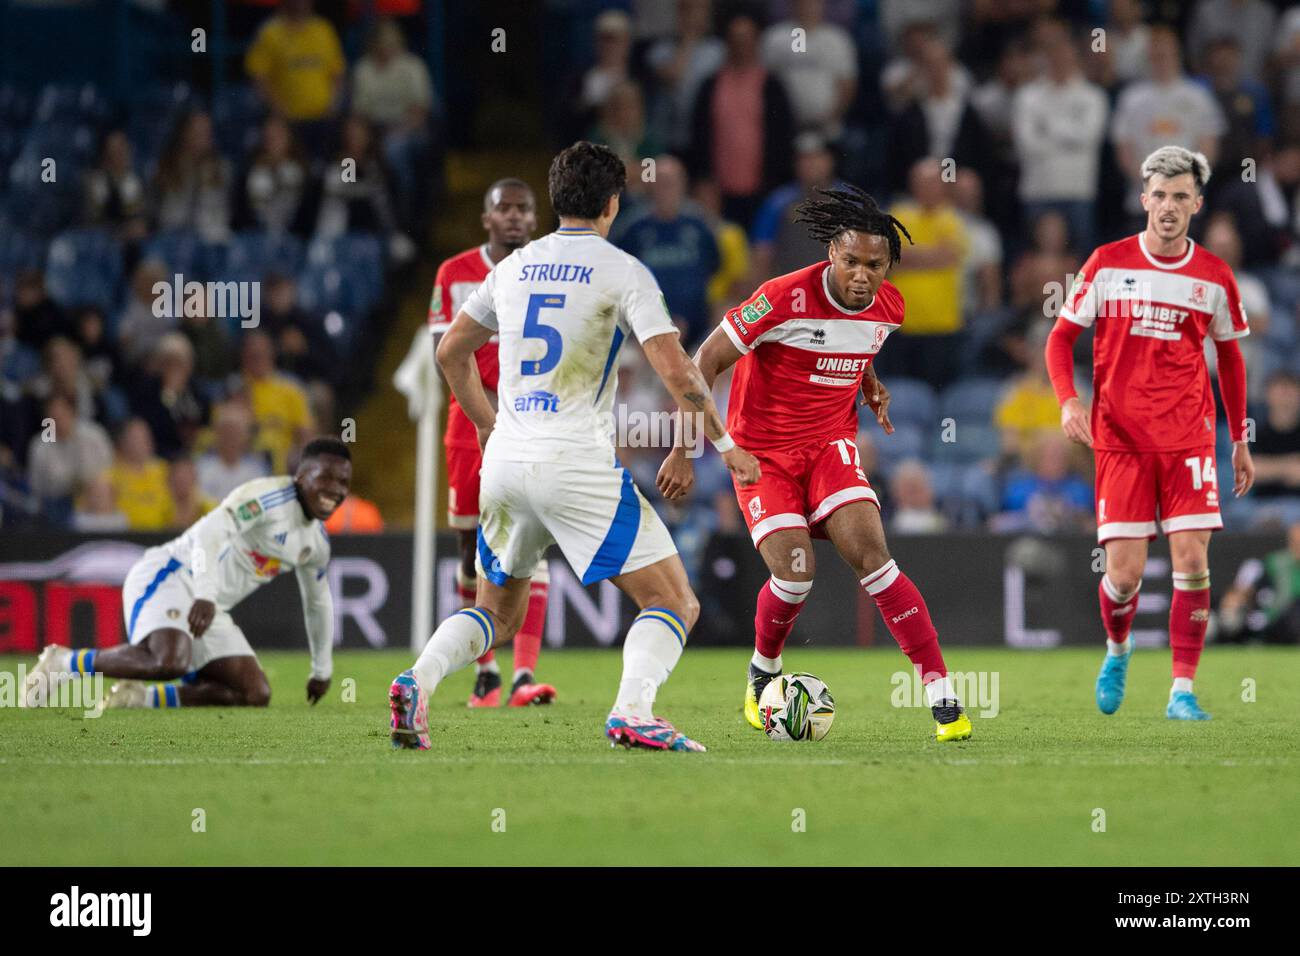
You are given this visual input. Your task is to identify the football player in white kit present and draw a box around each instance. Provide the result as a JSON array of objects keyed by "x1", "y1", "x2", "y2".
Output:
[
  {"x1": 389, "y1": 142, "x2": 760, "y2": 752},
  {"x1": 25, "y1": 438, "x2": 351, "y2": 709}
]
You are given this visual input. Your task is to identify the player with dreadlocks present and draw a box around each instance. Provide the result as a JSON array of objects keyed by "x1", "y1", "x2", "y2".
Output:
[{"x1": 657, "y1": 183, "x2": 972, "y2": 742}]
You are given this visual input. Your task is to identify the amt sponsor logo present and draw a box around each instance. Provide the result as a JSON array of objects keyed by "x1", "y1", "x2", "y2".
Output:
[{"x1": 514, "y1": 390, "x2": 560, "y2": 413}]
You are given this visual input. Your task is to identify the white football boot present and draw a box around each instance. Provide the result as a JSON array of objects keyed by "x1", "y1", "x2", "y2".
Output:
[
  {"x1": 23, "y1": 645, "x2": 73, "y2": 707},
  {"x1": 104, "y1": 680, "x2": 149, "y2": 709}
]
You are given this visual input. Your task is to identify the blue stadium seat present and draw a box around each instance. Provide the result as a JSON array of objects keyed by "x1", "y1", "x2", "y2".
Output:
[
  {"x1": 874, "y1": 375, "x2": 937, "y2": 430},
  {"x1": 873, "y1": 422, "x2": 925, "y2": 471},
  {"x1": 141, "y1": 229, "x2": 204, "y2": 278},
  {"x1": 929, "y1": 422, "x2": 1001, "y2": 464},
  {"x1": 44, "y1": 227, "x2": 122, "y2": 310},
  {"x1": 0, "y1": 85, "x2": 33, "y2": 127},
  {"x1": 0, "y1": 229, "x2": 47, "y2": 276},
  {"x1": 938, "y1": 377, "x2": 1006, "y2": 425},
  {"x1": 33, "y1": 82, "x2": 111, "y2": 125},
  {"x1": 301, "y1": 233, "x2": 385, "y2": 314},
  {"x1": 225, "y1": 231, "x2": 304, "y2": 284}
]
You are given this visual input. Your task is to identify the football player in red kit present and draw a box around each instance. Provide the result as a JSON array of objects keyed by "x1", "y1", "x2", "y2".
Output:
[
  {"x1": 658, "y1": 185, "x2": 972, "y2": 742},
  {"x1": 1045, "y1": 146, "x2": 1255, "y2": 721},
  {"x1": 429, "y1": 179, "x2": 556, "y2": 708}
]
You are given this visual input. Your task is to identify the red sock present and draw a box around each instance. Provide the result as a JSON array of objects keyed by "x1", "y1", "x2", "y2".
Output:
[
  {"x1": 1170, "y1": 573, "x2": 1211, "y2": 680},
  {"x1": 862, "y1": 561, "x2": 947, "y2": 682},
  {"x1": 1098, "y1": 574, "x2": 1139, "y2": 644},
  {"x1": 754, "y1": 577, "x2": 812, "y2": 662},
  {"x1": 513, "y1": 575, "x2": 549, "y2": 677}
]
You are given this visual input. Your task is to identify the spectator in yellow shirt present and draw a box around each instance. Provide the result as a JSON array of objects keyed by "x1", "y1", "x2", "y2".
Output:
[
  {"x1": 237, "y1": 330, "x2": 313, "y2": 474},
  {"x1": 882, "y1": 159, "x2": 969, "y2": 391},
  {"x1": 994, "y1": 321, "x2": 1070, "y2": 459},
  {"x1": 245, "y1": 0, "x2": 345, "y2": 124},
  {"x1": 106, "y1": 418, "x2": 172, "y2": 531}
]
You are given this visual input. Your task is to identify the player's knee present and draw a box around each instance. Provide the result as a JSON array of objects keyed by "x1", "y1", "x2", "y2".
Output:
[
  {"x1": 145, "y1": 631, "x2": 192, "y2": 679},
  {"x1": 858, "y1": 544, "x2": 892, "y2": 578},
  {"x1": 1104, "y1": 562, "x2": 1144, "y2": 595},
  {"x1": 241, "y1": 678, "x2": 271, "y2": 707},
  {"x1": 1169, "y1": 541, "x2": 1208, "y2": 574},
  {"x1": 651, "y1": 586, "x2": 699, "y2": 632}
]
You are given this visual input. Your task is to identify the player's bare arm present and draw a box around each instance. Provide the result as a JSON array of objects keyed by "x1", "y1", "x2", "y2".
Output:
[
  {"x1": 1213, "y1": 338, "x2": 1256, "y2": 497},
  {"x1": 436, "y1": 310, "x2": 497, "y2": 450},
  {"x1": 655, "y1": 326, "x2": 747, "y2": 500},
  {"x1": 860, "y1": 363, "x2": 894, "y2": 435},
  {"x1": 642, "y1": 331, "x2": 760, "y2": 494}
]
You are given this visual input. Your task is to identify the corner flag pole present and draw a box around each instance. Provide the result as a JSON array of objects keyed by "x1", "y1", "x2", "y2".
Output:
[{"x1": 411, "y1": 324, "x2": 447, "y2": 653}]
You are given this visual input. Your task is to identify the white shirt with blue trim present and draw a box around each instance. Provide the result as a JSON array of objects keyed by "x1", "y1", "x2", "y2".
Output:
[
  {"x1": 461, "y1": 227, "x2": 678, "y2": 463},
  {"x1": 163, "y1": 476, "x2": 335, "y2": 679}
]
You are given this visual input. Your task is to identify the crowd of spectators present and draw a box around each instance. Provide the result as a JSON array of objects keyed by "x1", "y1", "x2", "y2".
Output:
[
  {"x1": 0, "y1": 1, "x2": 425, "y2": 532},
  {"x1": 562, "y1": 0, "x2": 1300, "y2": 537}
]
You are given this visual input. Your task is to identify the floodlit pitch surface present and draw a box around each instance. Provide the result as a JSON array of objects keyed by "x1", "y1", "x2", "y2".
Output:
[{"x1": 1, "y1": 648, "x2": 1296, "y2": 866}]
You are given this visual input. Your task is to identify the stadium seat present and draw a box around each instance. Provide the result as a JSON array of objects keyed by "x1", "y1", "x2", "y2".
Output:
[
  {"x1": 938, "y1": 377, "x2": 1007, "y2": 424},
  {"x1": 929, "y1": 422, "x2": 1001, "y2": 465},
  {"x1": 225, "y1": 231, "x2": 305, "y2": 285},
  {"x1": 301, "y1": 233, "x2": 385, "y2": 314},
  {"x1": 44, "y1": 227, "x2": 122, "y2": 310},
  {"x1": 874, "y1": 376, "x2": 937, "y2": 430},
  {"x1": 141, "y1": 229, "x2": 204, "y2": 278},
  {"x1": 0, "y1": 85, "x2": 33, "y2": 127},
  {"x1": 873, "y1": 422, "x2": 925, "y2": 471},
  {"x1": 0, "y1": 229, "x2": 47, "y2": 276},
  {"x1": 33, "y1": 82, "x2": 111, "y2": 125}
]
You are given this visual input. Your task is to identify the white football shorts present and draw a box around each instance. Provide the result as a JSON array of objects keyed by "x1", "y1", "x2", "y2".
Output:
[
  {"x1": 476, "y1": 457, "x2": 678, "y2": 586},
  {"x1": 122, "y1": 546, "x2": 255, "y2": 672}
]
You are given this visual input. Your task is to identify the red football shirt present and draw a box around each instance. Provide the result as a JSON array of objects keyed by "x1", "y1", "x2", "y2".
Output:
[
  {"x1": 429, "y1": 245, "x2": 501, "y2": 449},
  {"x1": 723, "y1": 262, "x2": 905, "y2": 451},
  {"x1": 1060, "y1": 234, "x2": 1249, "y2": 452}
]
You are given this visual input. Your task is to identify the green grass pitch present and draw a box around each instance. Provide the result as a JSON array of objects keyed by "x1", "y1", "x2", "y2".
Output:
[{"x1": 1, "y1": 646, "x2": 1297, "y2": 866}]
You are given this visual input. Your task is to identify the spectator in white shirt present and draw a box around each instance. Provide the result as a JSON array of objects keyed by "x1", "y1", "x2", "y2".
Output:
[
  {"x1": 196, "y1": 402, "x2": 270, "y2": 502},
  {"x1": 1110, "y1": 25, "x2": 1226, "y2": 218},
  {"x1": 1107, "y1": 0, "x2": 1151, "y2": 85},
  {"x1": 953, "y1": 167, "x2": 1004, "y2": 320},
  {"x1": 1012, "y1": 28, "x2": 1109, "y2": 251},
  {"x1": 760, "y1": 0, "x2": 857, "y2": 139},
  {"x1": 27, "y1": 393, "x2": 112, "y2": 503}
]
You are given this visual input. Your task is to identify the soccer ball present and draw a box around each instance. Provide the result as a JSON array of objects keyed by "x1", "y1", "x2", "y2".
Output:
[{"x1": 759, "y1": 673, "x2": 836, "y2": 741}]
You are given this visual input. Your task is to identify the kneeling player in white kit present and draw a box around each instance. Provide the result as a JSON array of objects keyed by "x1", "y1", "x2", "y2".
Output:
[
  {"x1": 389, "y1": 141, "x2": 760, "y2": 751},
  {"x1": 26, "y1": 438, "x2": 351, "y2": 709}
]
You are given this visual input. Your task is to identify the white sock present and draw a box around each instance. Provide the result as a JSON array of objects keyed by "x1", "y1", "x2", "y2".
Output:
[
  {"x1": 1107, "y1": 637, "x2": 1131, "y2": 657},
  {"x1": 925, "y1": 675, "x2": 956, "y2": 706},
  {"x1": 1172, "y1": 677, "x2": 1193, "y2": 696},
  {"x1": 613, "y1": 608, "x2": 688, "y2": 719},
  {"x1": 751, "y1": 650, "x2": 782, "y2": 673},
  {"x1": 477, "y1": 658, "x2": 500, "y2": 675},
  {"x1": 412, "y1": 609, "x2": 495, "y2": 691},
  {"x1": 512, "y1": 668, "x2": 532, "y2": 685}
]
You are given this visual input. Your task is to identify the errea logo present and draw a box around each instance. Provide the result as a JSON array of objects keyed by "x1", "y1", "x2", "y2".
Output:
[{"x1": 50, "y1": 886, "x2": 151, "y2": 936}]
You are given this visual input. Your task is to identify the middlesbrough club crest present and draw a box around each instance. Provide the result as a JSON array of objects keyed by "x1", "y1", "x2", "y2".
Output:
[
  {"x1": 1190, "y1": 283, "x2": 1207, "y2": 307},
  {"x1": 749, "y1": 496, "x2": 765, "y2": 521}
]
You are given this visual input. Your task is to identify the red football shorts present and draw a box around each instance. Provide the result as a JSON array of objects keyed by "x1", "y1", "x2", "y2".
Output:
[
  {"x1": 734, "y1": 435, "x2": 879, "y2": 549},
  {"x1": 445, "y1": 440, "x2": 482, "y2": 530},
  {"x1": 1094, "y1": 444, "x2": 1223, "y2": 543}
]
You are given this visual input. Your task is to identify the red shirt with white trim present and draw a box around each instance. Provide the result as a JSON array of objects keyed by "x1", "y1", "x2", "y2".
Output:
[
  {"x1": 429, "y1": 245, "x2": 500, "y2": 449},
  {"x1": 1060, "y1": 234, "x2": 1248, "y2": 453},
  {"x1": 723, "y1": 262, "x2": 905, "y2": 452}
]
